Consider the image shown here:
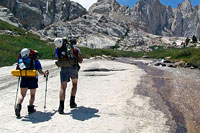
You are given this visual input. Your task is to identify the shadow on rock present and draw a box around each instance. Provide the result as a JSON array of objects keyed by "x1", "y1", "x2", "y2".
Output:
[
  {"x1": 68, "y1": 106, "x2": 100, "y2": 121},
  {"x1": 21, "y1": 110, "x2": 56, "y2": 123}
]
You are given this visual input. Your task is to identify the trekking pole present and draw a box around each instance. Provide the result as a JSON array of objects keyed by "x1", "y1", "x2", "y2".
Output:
[
  {"x1": 44, "y1": 70, "x2": 49, "y2": 110},
  {"x1": 14, "y1": 76, "x2": 21, "y2": 108}
]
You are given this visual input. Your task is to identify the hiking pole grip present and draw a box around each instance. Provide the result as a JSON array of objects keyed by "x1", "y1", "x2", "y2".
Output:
[{"x1": 44, "y1": 70, "x2": 49, "y2": 80}]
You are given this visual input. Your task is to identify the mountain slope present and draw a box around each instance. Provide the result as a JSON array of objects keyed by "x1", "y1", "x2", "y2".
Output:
[
  {"x1": 0, "y1": 0, "x2": 199, "y2": 52},
  {"x1": 0, "y1": 20, "x2": 54, "y2": 67}
]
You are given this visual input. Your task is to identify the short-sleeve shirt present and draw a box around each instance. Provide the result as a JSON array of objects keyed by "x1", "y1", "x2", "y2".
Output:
[{"x1": 35, "y1": 60, "x2": 42, "y2": 70}]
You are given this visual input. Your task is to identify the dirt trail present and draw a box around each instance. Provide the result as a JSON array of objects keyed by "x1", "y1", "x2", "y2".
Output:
[
  {"x1": 0, "y1": 59, "x2": 171, "y2": 133},
  {"x1": 117, "y1": 57, "x2": 200, "y2": 133}
]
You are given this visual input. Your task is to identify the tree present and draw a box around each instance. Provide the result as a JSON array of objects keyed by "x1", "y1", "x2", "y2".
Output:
[
  {"x1": 185, "y1": 37, "x2": 190, "y2": 46},
  {"x1": 192, "y1": 35, "x2": 198, "y2": 43}
]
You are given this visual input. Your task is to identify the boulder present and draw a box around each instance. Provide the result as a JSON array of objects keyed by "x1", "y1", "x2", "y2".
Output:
[{"x1": 0, "y1": 6, "x2": 22, "y2": 27}]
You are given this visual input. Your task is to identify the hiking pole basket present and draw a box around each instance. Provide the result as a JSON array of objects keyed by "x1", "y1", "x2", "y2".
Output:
[
  {"x1": 44, "y1": 70, "x2": 49, "y2": 110},
  {"x1": 14, "y1": 76, "x2": 21, "y2": 108}
]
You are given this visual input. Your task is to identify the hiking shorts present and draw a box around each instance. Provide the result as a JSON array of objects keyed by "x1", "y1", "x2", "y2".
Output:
[
  {"x1": 20, "y1": 77, "x2": 38, "y2": 89},
  {"x1": 60, "y1": 65, "x2": 78, "y2": 83}
]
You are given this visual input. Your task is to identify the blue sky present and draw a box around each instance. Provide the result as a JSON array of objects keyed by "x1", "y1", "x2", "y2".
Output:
[
  {"x1": 116, "y1": 0, "x2": 200, "y2": 8},
  {"x1": 72, "y1": 0, "x2": 200, "y2": 10}
]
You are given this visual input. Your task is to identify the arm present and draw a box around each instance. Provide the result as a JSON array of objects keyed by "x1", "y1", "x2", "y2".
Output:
[
  {"x1": 36, "y1": 60, "x2": 48, "y2": 76},
  {"x1": 77, "y1": 53, "x2": 83, "y2": 63},
  {"x1": 38, "y1": 69, "x2": 48, "y2": 77},
  {"x1": 75, "y1": 47, "x2": 83, "y2": 63}
]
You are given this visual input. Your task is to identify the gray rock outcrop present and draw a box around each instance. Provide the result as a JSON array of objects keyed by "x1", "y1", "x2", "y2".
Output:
[
  {"x1": 0, "y1": 6, "x2": 22, "y2": 27},
  {"x1": 0, "y1": 0, "x2": 87, "y2": 30},
  {"x1": 0, "y1": 0, "x2": 200, "y2": 51}
]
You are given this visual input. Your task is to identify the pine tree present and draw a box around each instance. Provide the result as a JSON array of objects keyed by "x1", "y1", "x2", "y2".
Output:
[
  {"x1": 185, "y1": 37, "x2": 190, "y2": 46},
  {"x1": 192, "y1": 35, "x2": 197, "y2": 43}
]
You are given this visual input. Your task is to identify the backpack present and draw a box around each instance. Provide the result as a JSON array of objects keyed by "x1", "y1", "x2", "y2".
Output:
[
  {"x1": 17, "y1": 48, "x2": 36, "y2": 70},
  {"x1": 54, "y1": 38, "x2": 78, "y2": 67}
]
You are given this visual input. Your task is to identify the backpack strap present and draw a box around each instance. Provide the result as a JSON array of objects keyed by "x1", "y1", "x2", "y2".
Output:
[
  {"x1": 29, "y1": 49, "x2": 35, "y2": 60},
  {"x1": 73, "y1": 47, "x2": 78, "y2": 57},
  {"x1": 16, "y1": 53, "x2": 21, "y2": 70}
]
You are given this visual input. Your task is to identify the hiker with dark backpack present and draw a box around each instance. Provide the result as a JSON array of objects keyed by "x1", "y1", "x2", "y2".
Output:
[
  {"x1": 54, "y1": 37, "x2": 83, "y2": 114},
  {"x1": 15, "y1": 48, "x2": 49, "y2": 118}
]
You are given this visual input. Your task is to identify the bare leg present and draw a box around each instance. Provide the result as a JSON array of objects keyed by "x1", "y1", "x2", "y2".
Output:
[
  {"x1": 18, "y1": 88, "x2": 28, "y2": 104},
  {"x1": 15, "y1": 87, "x2": 28, "y2": 117},
  {"x1": 70, "y1": 78, "x2": 78, "y2": 108},
  {"x1": 29, "y1": 89, "x2": 36, "y2": 105},
  {"x1": 60, "y1": 81, "x2": 67, "y2": 101},
  {"x1": 27, "y1": 89, "x2": 37, "y2": 114},
  {"x1": 58, "y1": 81, "x2": 67, "y2": 114},
  {"x1": 71, "y1": 78, "x2": 78, "y2": 96}
]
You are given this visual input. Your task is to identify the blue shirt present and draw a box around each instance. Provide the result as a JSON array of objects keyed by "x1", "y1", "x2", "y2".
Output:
[{"x1": 35, "y1": 60, "x2": 42, "y2": 70}]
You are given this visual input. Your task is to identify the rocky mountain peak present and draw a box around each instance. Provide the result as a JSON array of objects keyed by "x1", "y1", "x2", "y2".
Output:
[
  {"x1": 132, "y1": 0, "x2": 167, "y2": 34},
  {"x1": 89, "y1": 0, "x2": 120, "y2": 15},
  {"x1": 178, "y1": 0, "x2": 192, "y2": 13}
]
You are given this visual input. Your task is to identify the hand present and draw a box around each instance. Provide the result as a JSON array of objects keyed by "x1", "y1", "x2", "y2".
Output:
[{"x1": 44, "y1": 70, "x2": 49, "y2": 77}]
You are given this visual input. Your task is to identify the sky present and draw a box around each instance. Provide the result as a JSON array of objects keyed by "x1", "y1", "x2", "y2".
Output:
[
  {"x1": 72, "y1": 0, "x2": 200, "y2": 10},
  {"x1": 117, "y1": 0, "x2": 200, "y2": 8}
]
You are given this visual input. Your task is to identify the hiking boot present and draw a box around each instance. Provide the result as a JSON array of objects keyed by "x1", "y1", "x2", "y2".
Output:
[
  {"x1": 15, "y1": 104, "x2": 21, "y2": 118},
  {"x1": 70, "y1": 96, "x2": 77, "y2": 108},
  {"x1": 28, "y1": 105, "x2": 36, "y2": 115},
  {"x1": 58, "y1": 105, "x2": 64, "y2": 114},
  {"x1": 58, "y1": 101, "x2": 64, "y2": 114},
  {"x1": 70, "y1": 101, "x2": 77, "y2": 108}
]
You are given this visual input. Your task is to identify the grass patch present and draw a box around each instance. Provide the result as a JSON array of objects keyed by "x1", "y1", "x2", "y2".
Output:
[
  {"x1": 1, "y1": 19, "x2": 200, "y2": 69},
  {"x1": 0, "y1": 20, "x2": 25, "y2": 35},
  {"x1": 0, "y1": 34, "x2": 55, "y2": 67},
  {"x1": 147, "y1": 46, "x2": 200, "y2": 68},
  {"x1": 79, "y1": 47, "x2": 144, "y2": 58},
  {"x1": 0, "y1": 20, "x2": 54, "y2": 67}
]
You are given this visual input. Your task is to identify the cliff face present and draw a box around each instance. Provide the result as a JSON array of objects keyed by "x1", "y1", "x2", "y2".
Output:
[
  {"x1": 107, "y1": 0, "x2": 200, "y2": 38},
  {"x1": 0, "y1": 0, "x2": 199, "y2": 51},
  {"x1": 0, "y1": 0, "x2": 87, "y2": 30}
]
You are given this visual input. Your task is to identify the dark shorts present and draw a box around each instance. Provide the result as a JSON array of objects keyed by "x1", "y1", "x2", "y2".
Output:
[
  {"x1": 60, "y1": 66, "x2": 78, "y2": 83},
  {"x1": 20, "y1": 77, "x2": 38, "y2": 89}
]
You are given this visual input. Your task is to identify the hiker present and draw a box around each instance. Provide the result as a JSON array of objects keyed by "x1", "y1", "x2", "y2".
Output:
[
  {"x1": 54, "y1": 37, "x2": 83, "y2": 114},
  {"x1": 15, "y1": 48, "x2": 49, "y2": 117}
]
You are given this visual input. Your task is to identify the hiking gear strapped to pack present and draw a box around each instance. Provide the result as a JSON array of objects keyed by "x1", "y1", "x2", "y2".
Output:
[
  {"x1": 12, "y1": 48, "x2": 38, "y2": 77},
  {"x1": 54, "y1": 38, "x2": 78, "y2": 67},
  {"x1": 17, "y1": 48, "x2": 36, "y2": 70},
  {"x1": 69, "y1": 37, "x2": 77, "y2": 45},
  {"x1": 44, "y1": 70, "x2": 49, "y2": 110},
  {"x1": 20, "y1": 48, "x2": 30, "y2": 58},
  {"x1": 54, "y1": 38, "x2": 63, "y2": 48},
  {"x1": 11, "y1": 70, "x2": 37, "y2": 77}
]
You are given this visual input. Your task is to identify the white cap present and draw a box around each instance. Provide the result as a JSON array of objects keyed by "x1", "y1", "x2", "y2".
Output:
[
  {"x1": 20, "y1": 48, "x2": 30, "y2": 58},
  {"x1": 54, "y1": 38, "x2": 63, "y2": 48}
]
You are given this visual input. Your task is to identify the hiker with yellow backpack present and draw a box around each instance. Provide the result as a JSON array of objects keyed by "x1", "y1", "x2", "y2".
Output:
[{"x1": 13, "y1": 48, "x2": 49, "y2": 118}]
